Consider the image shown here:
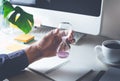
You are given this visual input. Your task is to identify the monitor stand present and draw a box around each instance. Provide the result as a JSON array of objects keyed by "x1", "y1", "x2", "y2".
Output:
[{"x1": 73, "y1": 31, "x2": 86, "y2": 44}]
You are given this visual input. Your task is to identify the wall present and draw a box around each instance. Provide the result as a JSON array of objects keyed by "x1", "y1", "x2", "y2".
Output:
[{"x1": 101, "y1": 0, "x2": 120, "y2": 39}]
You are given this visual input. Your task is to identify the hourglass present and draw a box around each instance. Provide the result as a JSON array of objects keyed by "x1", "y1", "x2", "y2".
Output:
[{"x1": 57, "y1": 22, "x2": 72, "y2": 58}]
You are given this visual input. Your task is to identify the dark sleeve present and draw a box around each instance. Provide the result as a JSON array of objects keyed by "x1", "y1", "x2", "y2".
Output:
[{"x1": 0, "y1": 50, "x2": 29, "y2": 81}]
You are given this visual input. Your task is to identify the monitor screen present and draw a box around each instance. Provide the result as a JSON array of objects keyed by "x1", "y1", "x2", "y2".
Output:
[
  {"x1": 11, "y1": 0, "x2": 103, "y2": 35},
  {"x1": 36, "y1": 0, "x2": 102, "y2": 16}
]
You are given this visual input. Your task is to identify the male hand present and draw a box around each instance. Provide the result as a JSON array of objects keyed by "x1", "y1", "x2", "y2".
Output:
[
  {"x1": 36, "y1": 29, "x2": 75, "y2": 57},
  {"x1": 25, "y1": 29, "x2": 75, "y2": 63}
]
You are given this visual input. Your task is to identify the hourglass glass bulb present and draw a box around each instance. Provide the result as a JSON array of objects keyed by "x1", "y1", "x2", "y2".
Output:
[
  {"x1": 57, "y1": 36, "x2": 70, "y2": 58},
  {"x1": 57, "y1": 22, "x2": 72, "y2": 58}
]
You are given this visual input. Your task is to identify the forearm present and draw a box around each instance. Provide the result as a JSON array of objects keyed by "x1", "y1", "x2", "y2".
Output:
[
  {"x1": 0, "y1": 45, "x2": 42, "y2": 80},
  {"x1": 0, "y1": 50, "x2": 29, "y2": 80}
]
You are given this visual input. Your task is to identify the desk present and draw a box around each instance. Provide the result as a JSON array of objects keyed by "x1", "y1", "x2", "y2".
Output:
[{"x1": 0, "y1": 29, "x2": 111, "y2": 81}]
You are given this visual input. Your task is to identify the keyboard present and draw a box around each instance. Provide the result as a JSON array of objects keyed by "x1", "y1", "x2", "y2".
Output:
[{"x1": 31, "y1": 26, "x2": 85, "y2": 44}]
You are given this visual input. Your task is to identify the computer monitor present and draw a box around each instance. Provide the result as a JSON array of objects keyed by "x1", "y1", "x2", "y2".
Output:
[{"x1": 11, "y1": 0, "x2": 103, "y2": 35}]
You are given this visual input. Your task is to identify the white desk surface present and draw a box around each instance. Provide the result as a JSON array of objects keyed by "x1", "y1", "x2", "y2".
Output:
[{"x1": 0, "y1": 29, "x2": 112, "y2": 81}]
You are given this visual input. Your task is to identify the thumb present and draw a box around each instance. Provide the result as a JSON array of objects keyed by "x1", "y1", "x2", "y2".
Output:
[
  {"x1": 47, "y1": 29, "x2": 59, "y2": 39},
  {"x1": 52, "y1": 29, "x2": 59, "y2": 36}
]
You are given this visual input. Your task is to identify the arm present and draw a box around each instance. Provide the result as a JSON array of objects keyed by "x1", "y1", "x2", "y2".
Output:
[
  {"x1": 0, "y1": 29, "x2": 74, "y2": 80},
  {"x1": 25, "y1": 29, "x2": 74, "y2": 64},
  {"x1": 0, "y1": 50, "x2": 29, "y2": 81}
]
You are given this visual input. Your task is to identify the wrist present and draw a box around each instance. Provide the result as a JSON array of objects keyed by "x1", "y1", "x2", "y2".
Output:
[{"x1": 25, "y1": 44, "x2": 43, "y2": 64}]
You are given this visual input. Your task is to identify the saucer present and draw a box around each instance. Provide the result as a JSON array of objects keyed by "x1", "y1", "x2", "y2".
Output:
[{"x1": 97, "y1": 53, "x2": 120, "y2": 66}]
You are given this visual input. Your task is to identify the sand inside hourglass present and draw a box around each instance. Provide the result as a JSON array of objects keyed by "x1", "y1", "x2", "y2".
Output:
[
  {"x1": 57, "y1": 36, "x2": 70, "y2": 58},
  {"x1": 57, "y1": 51, "x2": 69, "y2": 58}
]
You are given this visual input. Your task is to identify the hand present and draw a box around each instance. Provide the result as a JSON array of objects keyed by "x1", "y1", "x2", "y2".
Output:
[
  {"x1": 36, "y1": 29, "x2": 74, "y2": 57},
  {"x1": 25, "y1": 29, "x2": 75, "y2": 63}
]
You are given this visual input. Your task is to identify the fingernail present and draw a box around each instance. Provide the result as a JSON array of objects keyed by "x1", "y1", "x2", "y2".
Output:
[
  {"x1": 54, "y1": 29, "x2": 58, "y2": 33},
  {"x1": 69, "y1": 39, "x2": 75, "y2": 44}
]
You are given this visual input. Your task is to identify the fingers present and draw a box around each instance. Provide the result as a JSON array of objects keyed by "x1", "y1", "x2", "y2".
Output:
[
  {"x1": 44, "y1": 29, "x2": 59, "y2": 39},
  {"x1": 52, "y1": 29, "x2": 59, "y2": 35},
  {"x1": 49, "y1": 29, "x2": 59, "y2": 36},
  {"x1": 45, "y1": 28, "x2": 75, "y2": 44},
  {"x1": 48, "y1": 29, "x2": 62, "y2": 46},
  {"x1": 57, "y1": 29, "x2": 75, "y2": 44},
  {"x1": 67, "y1": 38, "x2": 75, "y2": 44},
  {"x1": 67, "y1": 30, "x2": 73, "y2": 40},
  {"x1": 66, "y1": 30, "x2": 75, "y2": 44}
]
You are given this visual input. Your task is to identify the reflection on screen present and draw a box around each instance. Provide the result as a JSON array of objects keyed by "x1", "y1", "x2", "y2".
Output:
[{"x1": 36, "y1": 0, "x2": 102, "y2": 16}]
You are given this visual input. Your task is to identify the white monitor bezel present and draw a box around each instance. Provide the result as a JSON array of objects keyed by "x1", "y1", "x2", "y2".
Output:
[{"x1": 15, "y1": 0, "x2": 104, "y2": 35}]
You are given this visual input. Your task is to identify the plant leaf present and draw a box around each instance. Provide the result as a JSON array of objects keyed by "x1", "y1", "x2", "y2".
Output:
[
  {"x1": 24, "y1": 12, "x2": 34, "y2": 26},
  {"x1": 3, "y1": 1, "x2": 14, "y2": 18},
  {"x1": 8, "y1": 6, "x2": 34, "y2": 34}
]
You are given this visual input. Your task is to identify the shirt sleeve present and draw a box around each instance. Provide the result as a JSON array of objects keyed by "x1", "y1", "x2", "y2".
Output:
[{"x1": 0, "y1": 50, "x2": 29, "y2": 81}]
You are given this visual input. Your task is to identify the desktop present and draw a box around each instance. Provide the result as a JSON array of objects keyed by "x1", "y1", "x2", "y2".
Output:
[
  {"x1": 6, "y1": 1, "x2": 120, "y2": 81},
  {"x1": 9, "y1": 0, "x2": 104, "y2": 81}
]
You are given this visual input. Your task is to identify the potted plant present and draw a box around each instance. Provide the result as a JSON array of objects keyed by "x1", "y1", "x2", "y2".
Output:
[{"x1": 1, "y1": 0, "x2": 34, "y2": 34}]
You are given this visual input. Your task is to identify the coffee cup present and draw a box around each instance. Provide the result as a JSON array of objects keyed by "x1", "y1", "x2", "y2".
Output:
[{"x1": 95, "y1": 40, "x2": 120, "y2": 64}]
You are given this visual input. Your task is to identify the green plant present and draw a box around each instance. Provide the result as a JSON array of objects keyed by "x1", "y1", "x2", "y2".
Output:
[{"x1": 2, "y1": 0, "x2": 34, "y2": 34}]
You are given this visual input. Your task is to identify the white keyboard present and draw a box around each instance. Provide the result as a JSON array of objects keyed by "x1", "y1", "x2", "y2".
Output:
[{"x1": 31, "y1": 26, "x2": 85, "y2": 44}]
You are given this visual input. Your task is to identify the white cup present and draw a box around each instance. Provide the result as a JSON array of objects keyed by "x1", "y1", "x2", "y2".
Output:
[{"x1": 95, "y1": 40, "x2": 120, "y2": 63}]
